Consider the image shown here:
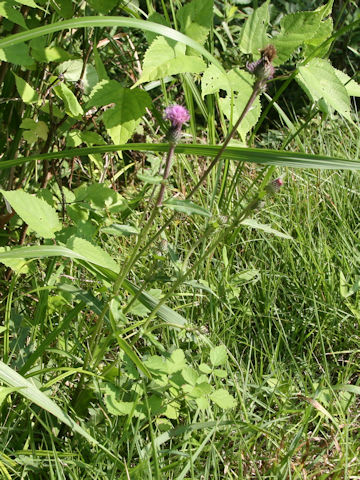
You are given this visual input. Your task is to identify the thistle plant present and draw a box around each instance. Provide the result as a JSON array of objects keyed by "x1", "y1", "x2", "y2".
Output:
[{"x1": 156, "y1": 105, "x2": 190, "y2": 207}]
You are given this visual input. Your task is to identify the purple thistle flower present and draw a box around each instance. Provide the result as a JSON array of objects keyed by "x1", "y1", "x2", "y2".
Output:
[
  {"x1": 246, "y1": 58, "x2": 275, "y2": 81},
  {"x1": 165, "y1": 105, "x2": 190, "y2": 128}
]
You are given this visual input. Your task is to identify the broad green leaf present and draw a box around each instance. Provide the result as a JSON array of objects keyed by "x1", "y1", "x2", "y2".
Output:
[
  {"x1": 0, "y1": 0, "x2": 27, "y2": 29},
  {"x1": 57, "y1": 59, "x2": 98, "y2": 94},
  {"x1": 20, "y1": 118, "x2": 48, "y2": 143},
  {"x1": 164, "y1": 199, "x2": 211, "y2": 217},
  {"x1": 87, "y1": 81, "x2": 151, "y2": 144},
  {"x1": 219, "y1": 71, "x2": 261, "y2": 140},
  {"x1": 53, "y1": 82, "x2": 83, "y2": 117},
  {"x1": 0, "y1": 360, "x2": 101, "y2": 446},
  {"x1": 333, "y1": 68, "x2": 360, "y2": 97},
  {"x1": 303, "y1": 17, "x2": 333, "y2": 58},
  {"x1": 0, "y1": 43, "x2": 33, "y2": 66},
  {"x1": 134, "y1": 36, "x2": 206, "y2": 87},
  {"x1": 0, "y1": 247, "x2": 29, "y2": 273},
  {"x1": 201, "y1": 63, "x2": 229, "y2": 98},
  {"x1": 241, "y1": 218, "x2": 292, "y2": 239},
  {"x1": 87, "y1": 0, "x2": 118, "y2": 14},
  {"x1": 0, "y1": 387, "x2": 21, "y2": 407},
  {"x1": 238, "y1": 0, "x2": 270, "y2": 56},
  {"x1": 32, "y1": 45, "x2": 73, "y2": 63},
  {"x1": 177, "y1": 0, "x2": 214, "y2": 46},
  {"x1": 297, "y1": 58, "x2": 351, "y2": 120},
  {"x1": 145, "y1": 12, "x2": 169, "y2": 44},
  {"x1": 0, "y1": 189, "x2": 61, "y2": 239},
  {"x1": 15, "y1": 0, "x2": 43, "y2": 8},
  {"x1": 210, "y1": 345, "x2": 227, "y2": 367},
  {"x1": 210, "y1": 389, "x2": 237, "y2": 409},
  {"x1": 182, "y1": 366, "x2": 199, "y2": 386},
  {"x1": 272, "y1": 9, "x2": 323, "y2": 65},
  {"x1": 14, "y1": 73, "x2": 39, "y2": 103},
  {"x1": 167, "y1": 349, "x2": 186, "y2": 374},
  {"x1": 66, "y1": 236, "x2": 120, "y2": 273},
  {"x1": 74, "y1": 182, "x2": 127, "y2": 212},
  {"x1": 101, "y1": 224, "x2": 139, "y2": 236},
  {"x1": 137, "y1": 172, "x2": 163, "y2": 184}
]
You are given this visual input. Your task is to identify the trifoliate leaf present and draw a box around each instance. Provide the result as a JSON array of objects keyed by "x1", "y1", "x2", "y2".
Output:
[
  {"x1": 210, "y1": 389, "x2": 237, "y2": 409},
  {"x1": 210, "y1": 345, "x2": 227, "y2": 367}
]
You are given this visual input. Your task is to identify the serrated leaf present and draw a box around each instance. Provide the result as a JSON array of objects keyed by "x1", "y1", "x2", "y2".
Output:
[
  {"x1": 66, "y1": 236, "x2": 119, "y2": 273},
  {"x1": 333, "y1": 69, "x2": 360, "y2": 97},
  {"x1": 210, "y1": 389, "x2": 237, "y2": 409},
  {"x1": 0, "y1": 189, "x2": 61, "y2": 239},
  {"x1": 303, "y1": 17, "x2": 333, "y2": 58},
  {"x1": 272, "y1": 10, "x2": 323, "y2": 65},
  {"x1": 297, "y1": 58, "x2": 351, "y2": 120},
  {"x1": 177, "y1": 0, "x2": 214, "y2": 46},
  {"x1": 219, "y1": 73, "x2": 261, "y2": 140},
  {"x1": 20, "y1": 118, "x2": 48, "y2": 143},
  {"x1": 53, "y1": 82, "x2": 83, "y2": 117},
  {"x1": 0, "y1": 43, "x2": 33, "y2": 66},
  {"x1": 134, "y1": 36, "x2": 206, "y2": 87},
  {"x1": 0, "y1": 0, "x2": 27, "y2": 29},
  {"x1": 87, "y1": 81, "x2": 151, "y2": 144},
  {"x1": 238, "y1": 0, "x2": 270, "y2": 56},
  {"x1": 241, "y1": 218, "x2": 292, "y2": 239},
  {"x1": 163, "y1": 199, "x2": 211, "y2": 217},
  {"x1": 210, "y1": 345, "x2": 227, "y2": 367},
  {"x1": 14, "y1": 73, "x2": 39, "y2": 103}
]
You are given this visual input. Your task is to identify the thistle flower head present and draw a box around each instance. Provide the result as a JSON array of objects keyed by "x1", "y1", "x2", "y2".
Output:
[
  {"x1": 265, "y1": 177, "x2": 284, "y2": 195},
  {"x1": 165, "y1": 104, "x2": 190, "y2": 128},
  {"x1": 246, "y1": 44, "x2": 276, "y2": 82}
]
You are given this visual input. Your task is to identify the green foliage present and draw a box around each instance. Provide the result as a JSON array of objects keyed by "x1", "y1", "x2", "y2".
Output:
[
  {"x1": 0, "y1": 188, "x2": 61, "y2": 238},
  {"x1": 238, "y1": 0, "x2": 270, "y2": 56},
  {"x1": 0, "y1": 0, "x2": 360, "y2": 477},
  {"x1": 297, "y1": 58, "x2": 352, "y2": 120},
  {"x1": 134, "y1": 36, "x2": 206, "y2": 87}
]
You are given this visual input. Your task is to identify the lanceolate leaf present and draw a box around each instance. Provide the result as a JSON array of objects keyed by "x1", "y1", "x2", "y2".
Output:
[
  {"x1": 0, "y1": 189, "x2": 61, "y2": 239},
  {"x1": 0, "y1": 360, "x2": 100, "y2": 445},
  {"x1": 238, "y1": 0, "x2": 270, "y2": 56},
  {"x1": 1, "y1": 143, "x2": 360, "y2": 171}
]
